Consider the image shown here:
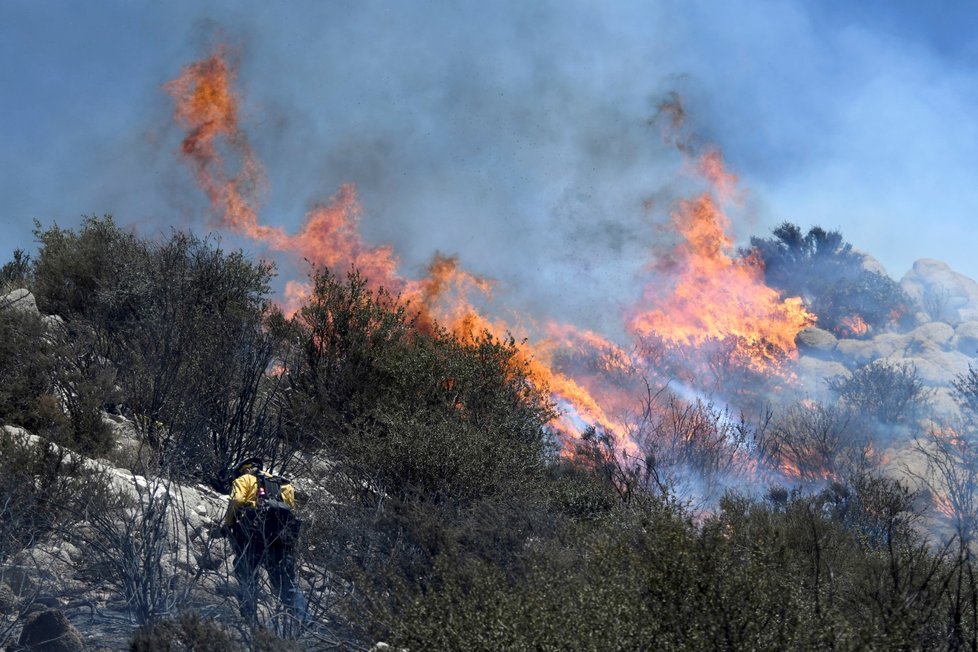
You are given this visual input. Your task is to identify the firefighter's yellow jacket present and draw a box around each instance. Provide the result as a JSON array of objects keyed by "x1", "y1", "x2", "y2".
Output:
[{"x1": 223, "y1": 471, "x2": 295, "y2": 527}]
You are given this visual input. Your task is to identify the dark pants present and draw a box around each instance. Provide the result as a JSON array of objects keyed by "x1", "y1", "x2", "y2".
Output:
[{"x1": 231, "y1": 517, "x2": 308, "y2": 623}]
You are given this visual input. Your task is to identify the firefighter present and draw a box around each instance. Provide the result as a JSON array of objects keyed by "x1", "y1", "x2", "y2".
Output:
[{"x1": 220, "y1": 456, "x2": 308, "y2": 623}]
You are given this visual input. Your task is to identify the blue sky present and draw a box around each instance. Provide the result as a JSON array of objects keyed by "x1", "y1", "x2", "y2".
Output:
[{"x1": 3, "y1": 1, "x2": 978, "y2": 335}]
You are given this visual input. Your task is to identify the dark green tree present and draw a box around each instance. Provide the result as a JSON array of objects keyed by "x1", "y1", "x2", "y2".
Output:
[{"x1": 747, "y1": 222, "x2": 915, "y2": 336}]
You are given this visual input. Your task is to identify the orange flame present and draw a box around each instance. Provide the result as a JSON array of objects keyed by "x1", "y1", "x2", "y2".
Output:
[
  {"x1": 167, "y1": 50, "x2": 826, "y2": 471},
  {"x1": 165, "y1": 47, "x2": 635, "y2": 451},
  {"x1": 838, "y1": 314, "x2": 869, "y2": 338},
  {"x1": 164, "y1": 48, "x2": 276, "y2": 242},
  {"x1": 628, "y1": 150, "x2": 814, "y2": 369}
]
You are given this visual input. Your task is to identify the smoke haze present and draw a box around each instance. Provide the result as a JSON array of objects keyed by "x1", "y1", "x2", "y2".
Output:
[{"x1": 7, "y1": 1, "x2": 978, "y2": 342}]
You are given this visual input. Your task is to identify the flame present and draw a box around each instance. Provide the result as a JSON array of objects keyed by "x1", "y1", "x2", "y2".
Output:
[
  {"x1": 166, "y1": 50, "x2": 829, "y2": 477},
  {"x1": 696, "y1": 149, "x2": 739, "y2": 202},
  {"x1": 628, "y1": 150, "x2": 814, "y2": 370},
  {"x1": 164, "y1": 48, "x2": 274, "y2": 242},
  {"x1": 165, "y1": 47, "x2": 633, "y2": 451},
  {"x1": 838, "y1": 314, "x2": 869, "y2": 337},
  {"x1": 158, "y1": 47, "x2": 978, "y2": 535}
]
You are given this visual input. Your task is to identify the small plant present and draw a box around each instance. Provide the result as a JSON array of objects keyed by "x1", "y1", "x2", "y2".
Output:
[
  {"x1": 828, "y1": 359, "x2": 931, "y2": 427},
  {"x1": 129, "y1": 611, "x2": 236, "y2": 651},
  {"x1": 70, "y1": 474, "x2": 207, "y2": 624}
]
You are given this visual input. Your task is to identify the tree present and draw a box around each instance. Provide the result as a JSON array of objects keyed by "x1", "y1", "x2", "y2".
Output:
[
  {"x1": 0, "y1": 249, "x2": 31, "y2": 289},
  {"x1": 747, "y1": 222, "x2": 915, "y2": 336},
  {"x1": 30, "y1": 218, "x2": 291, "y2": 483}
]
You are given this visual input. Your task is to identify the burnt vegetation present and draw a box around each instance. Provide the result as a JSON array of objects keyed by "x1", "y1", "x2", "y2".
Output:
[{"x1": 5, "y1": 217, "x2": 978, "y2": 650}]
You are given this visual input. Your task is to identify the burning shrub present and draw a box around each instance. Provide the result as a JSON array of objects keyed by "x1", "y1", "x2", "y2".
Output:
[
  {"x1": 285, "y1": 268, "x2": 561, "y2": 641},
  {"x1": 279, "y1": 267, "x2": 414, "y2": 454},
  {"x1": 566, "y1": 426, "x2": 657, "y2": 508},
  {"x1": 759, "y1": 402, "x2": 863, "y2": 482},
  {"x1": 615, "y1": 390, "x2": 762, "y2": 506},
  {"x1": 282, "y1": 267, "x2": 555, "y2": 501},
  {"x1": 910, "y1": 424, "x2": 978, "y2": 542}
]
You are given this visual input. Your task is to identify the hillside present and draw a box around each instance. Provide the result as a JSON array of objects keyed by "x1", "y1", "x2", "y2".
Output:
[{"x1": 5, "y1": 220, "x2": 978, "y2": 650}]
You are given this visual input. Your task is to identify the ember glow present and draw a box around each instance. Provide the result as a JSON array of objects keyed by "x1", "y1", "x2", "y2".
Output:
[{"x1": 839, "y1": 314, "x2": 870, "y2": 337}]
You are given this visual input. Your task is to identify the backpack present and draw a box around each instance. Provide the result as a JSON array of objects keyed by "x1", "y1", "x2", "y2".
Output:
[{"x1": 245, "y1": 474, "x2": 300, "y2": 544}]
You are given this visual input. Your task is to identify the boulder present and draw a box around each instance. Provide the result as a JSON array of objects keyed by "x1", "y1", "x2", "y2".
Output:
[
  {"x1": 0, "y1": 581, "x2": 17, "y2": 614},
  {"x1": 866, "y1": 332, "x2": 906, "y2": 360},
  {"x1": 953, "y1": 321, "x2": 978, "y2": 357},
  {"x1": 896, "y1": 351, "x2": 971, "y2": 386},
  {"x1": 795, "y1": 357, "x2": 849, "y2": 397},
  {"x1": 901, "y1": 259, "x2": 978, "y2": 325},
  {"x1": 908, "y1": 321, "x2": 956, "y2": 348},
  {"x1": 796, "y1": 327, "x2": 838, "y2": 354},
  {"x1": 836, "y1": 339, "x2": 874, "y2": 366},
  {"x1": 0, "y1": 288, "x2": 39, "y2": 315},
  {"x1": 17, "y1": 607, "x2": 85, "y2": 652}
]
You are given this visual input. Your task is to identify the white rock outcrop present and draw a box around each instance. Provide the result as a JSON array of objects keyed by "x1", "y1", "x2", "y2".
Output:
[
  {"x1": 796, "y1": 327, "x2": 838, "y2": 354},
  {"x1": 952, "y1": 321, "x2": 978, "y2": 355},
  {"x1": 0, "y1": 288, "x2": 39, "y2": 315},
  {"x1": 902, "y1": 259, "x2": 978, "y2": 325}
]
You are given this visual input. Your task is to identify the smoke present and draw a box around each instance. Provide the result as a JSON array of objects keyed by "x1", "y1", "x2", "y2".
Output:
[
  {"x1": 118, "y1": 15, "x2": 967, "y2": 528},
  {"x1": 11, "y1": 1, "x2": 978, "y2": 532},
  {"x1": 162, "y1": 2, "x2": 702, "y2": 338}
]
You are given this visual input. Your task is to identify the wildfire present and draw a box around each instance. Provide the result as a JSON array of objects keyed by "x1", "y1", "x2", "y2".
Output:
[
  {"x1": 838, "y1": 314, "x2": 869, "y2": 338},
  {"x1": 165, "y1": 47, "x2": 638, "y2": 451},
  {"x1": 166, "y1": 48, "x2": 828, "y2": 473},
  {"x1": 628, "y1": 181, "x2": 814, "y2": 369}
]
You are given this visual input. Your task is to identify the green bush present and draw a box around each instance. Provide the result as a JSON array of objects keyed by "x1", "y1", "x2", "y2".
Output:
[
  {"x1": 29, "y1": 217, "x2": 288, "y2": 484},
  {"x1": 387, "y1": 480, "x2": 957, "y2": 651},
  {"x1": 0, "y1": 307, "x2": 58, "y2": 435},
  {"x1": 0, "y1": 304, "x2": 113, "y2": 453},
  {"x1": 31, "y1": 215, "x2": 144, "y2": 327},
  {"x1": 829, "y1": 359, "x2": 931, "y2": 426}
]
